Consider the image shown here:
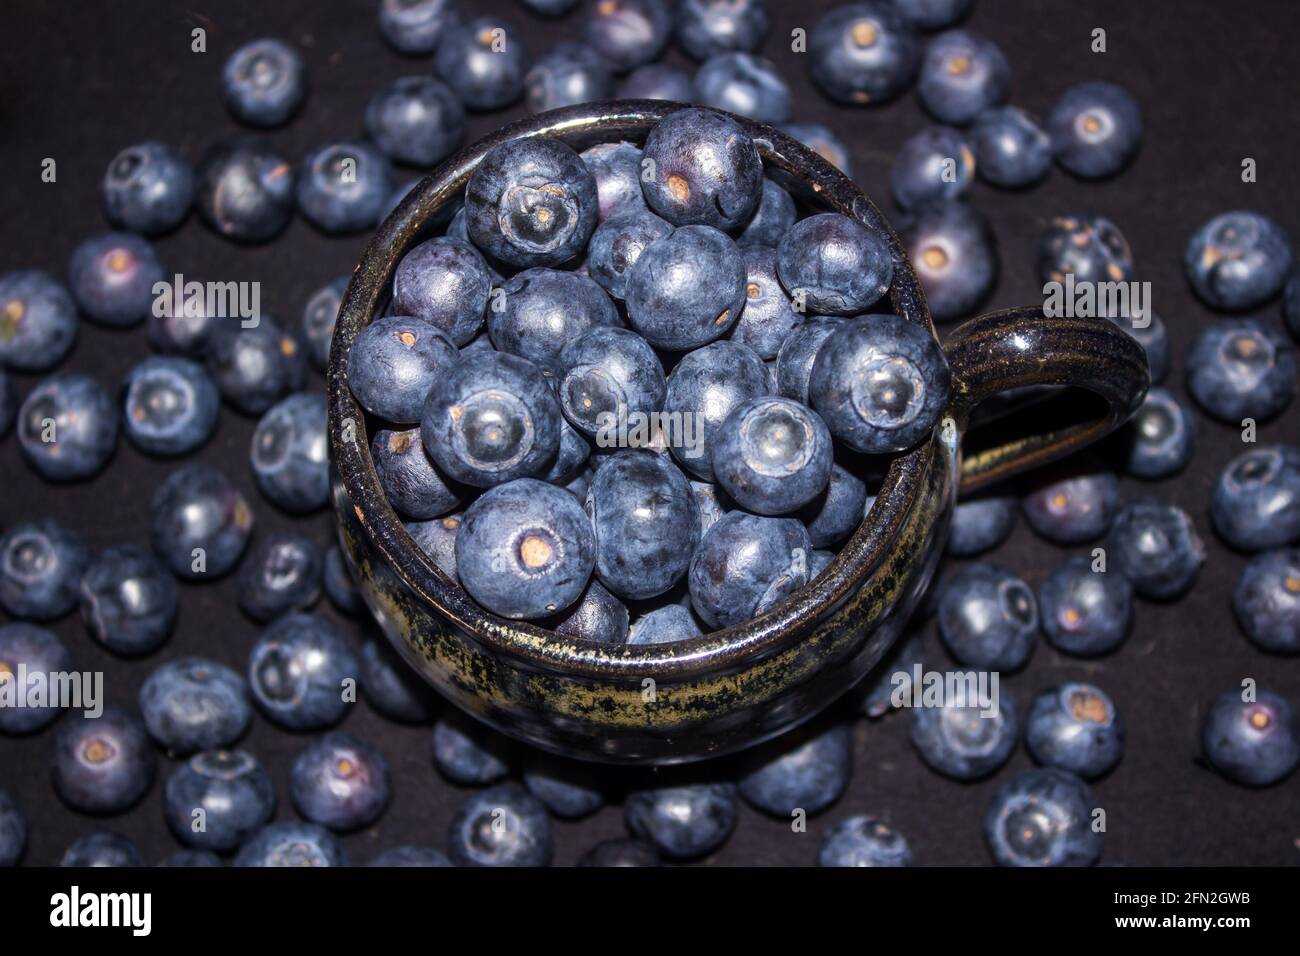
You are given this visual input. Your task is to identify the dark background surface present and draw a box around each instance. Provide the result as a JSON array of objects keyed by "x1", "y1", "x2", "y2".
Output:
[{"x1": 1, "y1": 0, "x2": 1298, "y2": 867}]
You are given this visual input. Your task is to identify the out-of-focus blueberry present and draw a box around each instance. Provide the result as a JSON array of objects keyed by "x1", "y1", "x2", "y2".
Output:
[
  {"x1": 16, "y1": 373, "x2": 119, "y2": 481},
  {"x1": 1120, "y1": 388, "x2": 1196, "y2": 479},
  {"x1": 369, "y1": 846, "x2": 454, "y2": 867},
  {"x1": 738, "y1": 722, "x2": 853, "y2": 817},
  {"x1": 1185, "y1": 318, "x2": 1295, "y2": 423},
  {"x1": 578, "y1": 838, "x2": 661, "y2": 866},
  {"x1": 163, "y1": 750, "x2": 275, "y2": 852},
  {"x1": 893, "y1": 0, "x2": 972, "y2": 30},
  {"x1": 246, "y1": 614, "x2": 359, "y2": 731},
  {"x1": 102, "y1": 141, "x2": 193, "y2": 235},
  {"x1": 916, "y1": 29, "x2": 1008, "y2": 125},
  {"x1": 366, "y1": 76, "x2": 465, "y2": 167},
  {"x1": 693, "y1": 52, "x2": 791, "y2": 123},
  {"x1": 205, "y1": 318, "x2": 306, "y2": 416},
  {"x1": 0, "y1": 270, "x2": 77, "y2": 372},
  {"x1": 248, "y1": 392, "x2": 329, "y2": 513},
  {"x1": 582, "y1": 0, "x2": 670, "y2": 72},
  {"x1": 139, "y1": 657, "x2": 252, "y2": 754},
  {"x1": 911, "y1": 687, "x2": 1018, "y2": 780},
  {"x1": 1210, "y1": 445, "x2": 1300, "y2": 552},
  {"x1": 970, "y1": 105, "x2": 1051, "y2": 188},
  {"x1": 301, "y1": 277, "x2": 347, "y2": 371},
  {"x1": 1107, "y1": 498, "x2": 1206, "y2": 599},
  {"x1": 0, "y1": 623, "x2": 72, "y2": 733},
  {"x1": 324, "y1": 545, "x2": 363, "y2": 614},
  {"x1": 524, "y1": 42, "x2": 613, "y2": 113},
  {"x1": 79, "y1": 545, "x2": 177, "y2": 656},
  {"x1": 0, "y1": 789, "x2": 25, "y2": 866},
  {"x1": 434, "y1": 16, "x2": 529, "y2": 110},
  {"x1": 902, "y1": 200, "x2": 997, "y2": 320},
  {"x1": 819, "y1": 816, "x2": 912, "y2": 866},
  {"x1": 121, "y1": 356, "x2": 219, "y2": 457},
  {"x1": 62, "y1": 832, "x2": 143, "y2": 868},
  {"x1": 432, "y1": 712, "x2": 513, "y2": 785},
  {"x1": 291, "y1": 732, "x2": 391, "y2": 831},
  {"x1": 150, "y1": 463, "x2": 254, "y2": 579},
  {"x1": 891, "y1": 126, "x2": 975, "y2": 210},
  {"x1": 808, "y1": 2, "x2": 920, "y2": 106},
  {"x1": 1026, "y1": 683, "x2": 1124, "y2": 779},
  {"x1": 624, "y1": 782, "x2": 737, "y2": 860},
  {"x1": 676, "y1": 0, "x2": 769, "y2": 60},
  {"x1": 236, "y1": 532, "x2": 323, "y2": 622},
  {"x1": 1201, "y1": 688, "x2": 1300, "y2": 787},
  {"x1": 360, "y1": 638, "x2": 438, "y2": 722},
  {"x1": 296, "y1": 141, "x2": 393, "y2": 234},
  {"x1": 1233, "y1": 548, "x2": 1300, "y2": 654},
  {"x1": 378, "y1": 0, "x2": 460, "y2": 55},
  {"x1": 195, "y1": 139, "x2": 295, "y2": 243},
  {"x1": 1037, "y1": 555, "x2": 1132, "y2": 657},
  {"x1": 235, "y1": 822, "x2": 349, "y2": 867},
  {"x1": 983, "y1": 768, "x2": 1101, "y2": 866},
  {"x1": 522, "y1": 755, "x2": 605, "y2": 819},
  {"x1": 0, "y1": 520, "x2": 88, "y2": 621},
  {"x1": 781, "y1": 123, "x2": 854, "y2": 177},
  {"x1": 222, "y1": 38, "x2": 305, "y2": 127},
  {"x1": 1022, "y1": 470, "x2": 1120, "y2": 544},
  {"x1": 447, "y1": 782, "x2": 553, "y2": 866},
  {"x1": 938, "y1": 563, "x2": 1037, "y2": 670},
  {"x1": 52, "y1": 709, "x2": 156, "y2": 814},
  {"x1": 1048, "y1": 81, "x2": 1142, "y2": 179},
  {"x1": 855, "y1": 630, "x2": 923, "y2": 718},
  {"x1": 68, "y1": 232, "x2": 163, "y2": 327},
  {"x1": 1185, "y1": 211, "x2": 1293, "y2": 312},
  {"x1": 946, "y1": 496, "x2": 1016, "y2": 556}
]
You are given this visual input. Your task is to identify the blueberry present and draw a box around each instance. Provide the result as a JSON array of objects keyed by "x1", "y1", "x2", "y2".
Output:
[
  {"x1": 1120, "y1": 388, "x2": 1196, "y2": 480},
  {"x1": 969, "y1": 105, "x2": 1051, "y2": 188},
  {"x1": 194, "y1": 139, "x2": 296, "y2": 242},
  {"x1": 917, "y1": 30, "x2": 1008, "y2": 124},
  {"x1": 1107, "y1": 498, "x2": 1206, "y2": 600},
  {"x1": 371, "y1": 428, "x2": 460, "y2": 521},
  {"x1": 206, "y1": 318, "x2": 306, "y2": 415},
  {"x1": 938, "y1": 563, "x2": 1037, "y2": 670},
  {"x1": 62, "y1": 832, "x2": 143, "y2": 868},
  {"x1": 664, "y1": 339, "x2": 769, "y2": 478},
  {"x1": 616, "y1": 63, "x2": 695, "y2": 101},
  {"x1": 164, "y1": 750, "x2": 276, "y2": 851},
  {"x1": 247, "y1": 613, "x2": 358, "y2": 730},
  {"x1": 121, "y1": 356, "x2": 219, "y2": 456},
  {"x1": 67, "y1": 232, "x2": 163, "y2": 327},
  {"x1": 578, "y1": 838, "x2": 661, "y2": 866},
  {"x1": 911, "y1": 688, "x2": 1018, "y2": 780},
  {"x1": 730, "y1": 246, "x2": 802, "y2": 359},
  {"x1": 552, "y1": 579, "x2": 630, "y2": 643},
  {"x1": 235, "y1": 822, "x2": 349, "y2": 867},
  {"x1": 801, "y1": 463, "x2": 868, "y2": 547},
  {"x1": 301, "y1": 277, "x2": 348, "y2": 371},
  {"x1": 624, "y1": 782, "x2": 737, "y2": 860},
  {"x1": 580, "y1": 141, "x2": 648, "y2": 224},
  {"x1": 406, "y1": 513, "x2": 462, "y2": 577},
  {"x1": 543, "y1": 416, "x2": 593, "y2": 484},
  {"x1": 448, "y1": 782, "x2": 554, "y2": 867},
  {"x1": 80, "y1": 545, "x2": 178, "y2": 656},
  {"x1": 902, "y1": 200, "x2": 997, "y2": 320},
  {"x1": 676, "y1": 0, "x2": 768, "y2": 59},
  {"x1": 222, "y1": 38, "x2": 305, "y2": 127},
  {"x1": 776, "y1": 213, "x2": 892, "y2": 316},
  {"x1": 738, "y1": 722, "x2": 853, "y2": 817},
  {"x1": 735, "y1": 179, "x2": 796, "y2": 250},
  {"x1": 0, "y1": 519, "x2": 88, "y2": 620},
  {"x1": 392, "y1": 237, "x2": 492, "y2": 347},
  {"x1": 522, "y1": 756, "x2": 605, "y2": 819},
  {"x1": 249, "y1": 394, "x2": 327, "y2": 513},
  {"x1": 349, "y1": 319, "x2": 458, "y2": 427},
  {"x1": 296, "y1": 141, "x2": 393, "y2": 234},
  {"x1": 781, "y1": 123, "x2": 854, "y2": 177},
  {"x1": 1185, "y1": 211, "x2": 1293, "y2": 311},
  {"x1": 891, "y1": 126, "x2": 975, "y2": 210},
  {"x1": 893, "y1": 0, "x2": 972, "y2": 30},
  {"x1": 947, "y1": 496, "x2": 1016, "y2": 556},
  {"x1": 0, "y1": 623, "x2": 72, "y2": 734},
  {"x1": 582, "y1": 0, "x2": 671, "y2": 72},
  {"x1": 457, "y1": 478, "x2": 595, "y2": 618},
  {"x1": 627, "y1": 602, "x2": 702, "y2": 643},
  {"x1": 640, "y1": 108, "x2": 762, "y2": 230},
  {"x1": 808, "y1": 2, "x2": 920, "y2": 106},
  {"x1": 809, "y1": 315, "x2": 951, "y2": 454},
  {"x1": 17, "y1": 373, "x2": 119, "y2": 481},
  {"x1": 369, "y1": 846, "x2": 454, "y2": 867},
  {"x1": 694, "y1": 52, "x2": 791, "y2": 123},
  {"x1": 689, "y1": 511, "x2": 811, "y2": 627},
  {"x1": 1201, "y1": 688, "x2": 1300, "y2": 787},
  {"x1": 1022, "y1": 470, "x2": 1119, "y2": 544},
  {"x1": 1048, "y1": 81, "x2": 1142, "y2": 179},
  {"x1": 1185, "y1": 318, "x2": 1296, "y2": 422},
  {"x1": 1210, "y1": 445, "x2": 1300, "y2": 552},
  {"x1": 855, "y1": 630, "x2": 923, "y2": 718},
  {"x1": 819, "y1": 817, "x2": 912, "y2": 867},
  {"x1": 325, "y1": 546, "x2": 363, "y2": 615},
  {"x1": 626, "y1": 225, "x2": 746, "y2": 350},
  {"x1": 1037, "y1": 556, "x2": 1132, "y2": 657},
  {"x1": 102, "y1": 141, "x2": 193, "y2": 235},
  {"x1": 490, "y1": 269, "x2": 618, "y2": 373},
  {"x1": 713, "y1": 397, "x2": 833, "y2": 515},
  {"x1": 366, "y1": 76, "x2": 465, "y2": 167},
  {"x1": 774, "y1": 317, "x2": 844, "y2": 406},
  {"x1": 1233, "y1": 549, "x2": 1300, "y2": 654},
  {"x1": 525, "y1": 42, "x2": 613, "y2": 113},
  {"x1": 139, "y1": 657, "x2": 252, "y2": 754},
  {"x1": 0, "y1": 270, "x2": 77, "y2": 371},
  {"x1": 360, "y1": 638, "x2": 438, "y2": 722},
  {"x1": 236, "y1": 532, "x2": 323, "y2": 622},
  {"x1": 290, "y1": 732, "x2": 391, "y2": 831},
  {"x1": 160, "y1": 849, "x2": 224, "y2": 867},
  {"x1": 150, "y1": 463, "x2": 254, "y2": 579},
  {"x1": 983, "y1": 768, "x2": 1101, "y2": 866},
  {"x1": 1026, "y1": 683, "x2": 1124, "y2": 779},
  {"x1": 465, "y1": 137, "x2": 597, "y2": 268},
  {"x1": 378, "y1": 0, "x2": 460, "y2": 55},
  {"x1": 53, "y1": 708, "x2": 156, "y2": 814},
  {"x1": 432, "y1": 712, "x2": 513, "y2": 784},
  {"x1": 586, "y1": 209, "x2": 675, "y2": 301},
  {"x1": 0, "y1": 789, "x2": 25, "y2": 866}
]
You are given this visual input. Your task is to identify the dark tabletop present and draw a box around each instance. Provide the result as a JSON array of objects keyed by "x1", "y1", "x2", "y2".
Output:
[{"x1": 1, "y1": 0, "x2": 1298, "y2": 866}]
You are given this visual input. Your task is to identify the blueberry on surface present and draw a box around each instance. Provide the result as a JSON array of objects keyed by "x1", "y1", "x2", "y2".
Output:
[
  {"x1": 586, "y1": 209, "x2": 675, "y2": 301},
  {"x1": 577, "y1": 838, "x2": 661, "y2": 867},
  {"x1": 713, "y1": 397, "x2": 833, "y2": 515},
  {"x1": 222, "y1": 38, "x2": 305, "y2": 127},
  {"x1": 781, "y1": 123, "x2": 854, "y2": 177},
  {"x1": 457, "y1": 478, "x2": 596, "y2": 619},
  {"x1": 808, "y1": 315, "x2": 951, "y2": 454},
  {"x1": 1201, "y1": 689, "x2": 1300, "y2": 787},
  {"x1": 102, "y1": 143, "x2": 193, "y2": 240},
  {"x1": 616, "y1": 63, "x2": 695, "y2": 101},
  {"x1": 689, "y1": 511, "x2": 811, "y2": 628},
  {"x1": 205, "y1": 318, "x2": 306, "y2": 416},
  {"x1": 983, "y1": 768, "x2": 1101, "y2": 867},
  {"x1": 542, "y1": 416, "x2": 592, "y2": 485},
  {"x1": 121, "y1": 356, "x2": 219, "y2": 456},
  {"x1": 248, "y1": 392, "x2": 328, "y2": 513},
  {"x1": 676, "y1": 0, "x2": 769, "y2": 59},
  {"x1": 580, "y1": 141, "x2": 648, "y2": 224},
  {"x1": 1120, "y1": 388, "x2": 1196, "y2": 480},
  {"x1": 664, "y1": 339, "x2": 770, "y2": 478},
  {"x1": 627, "y1": 603, "x2": 702, "y2": 644},
  {"x1": 406, "y1": 513, "x2": 462, "y2": 578},
  {"x1": 0, "y1": 789, "x2": 25, "y2": 866},
  {"x1": 1185, "y1": 318, "x2": 1295, "y2": 423},
  {"x1": 776, "y1": 213, "x2": 892, "y2": 316},
  {"x1": 582, "y1": 0, "x2": 671, "y2": 72},
  {"x1": 62, "y1": 832, "x2": 143, "y2": 868},
  {"x1": 422, "y1": 351, "x2": 562, "y2": 487},
  {"x1": 296, "y1": 140, "x2": 393, "y2": 234},
  {"x1": 938, "y1": 563, "x2": 1037, "y2": 670},
  {"x1": 300, "y1": 277, "x2": 348, "y2": 371},
  {"x1": 432, "y1": 713, "x2": 513, "y2": 785},
  {"x1": 0, "y1": 270, "x2": 77, "y2": 372},
  {"x1": 911, "y1": 688, "x2": 1018, "y2": 780},
  {"x1": 447, "y1": 782, "x2": 554, "y2": 867},
  {"x1": 731, "y1": 246, "x2": 802, "y2": 359},
  {"x1": 369, "y1": 846, "x2": 454, "y2": 867},
  {"x1": 916, "y1": 29, "x2": 1008, "y2": 125},
  {"x1": 194, "y1": 139, "x2": 296, "y2": 243},
  {"x1": 52, "y1": 709, "x2": 157, "y2": 814},
  {"x1": 350, "y1": 318, "x2": 460, "y2": 427},
  {"x1": 1185, "y1": 211, "x2": 1293, "y2": 312},
  {"x1": 247, "y1": 613, "x2": 359, "y2": 731},
  {"x1": 291, "y1": 732, "x2": 391, "y2": 831},
  {"x1": 640, "y1": 108, "x2": 763, "y2": 230},
  {"x1": 522, "y1": 755, "x2": 605, "y2": 819},
  {"x1": 378, "y1": 0, "x2": 460, "y2": 55},
  {"x1": 1048, "y1": 81, "x2": 1142, "y2": 179},
  {"x1": 67, "y1": 232, "x2": 164, "y2": 327},
  {"x1": 17, "y1": 373, "x2": 119, "y2": 481},
  {"x1": 0, "y1": 623, "x2": 72, "y2": 734},
  {"x1": 1026, "y1": 683, "x2": 1124, "y2": 779},
  {"x1": 372, "y1": 428, "x2": 462, "y2": 521},
  {"x1": 552, "y1": 579, "x2": 630, "y2": 643},
  {"x1": 946, "y1": 496, "x2": 1016, "y2": 556},
  {"x1": 625, "y1": 224, "x2": 747, "y2": 350},
  {"x1": 694, "y1": 52, "x2": 791, "y2": 123},
  {"x1": 893, "y1": 0, "x2": 972, "y2": 30},
  {"x1": 819, "y1": 816, "x2": 912, "y2": 867},
  {"x1": 774, "y1": 317, "x2": 845, "y2": 406},
  {"x1": 734, "y1": 178, "x2": 796, "y2": 250},
  {"x1": 235, "y1": 822, "x2": 349, "y2": 867},
  {"x1": 79, "y1": 545, "x2": 178, "y2": 656},
  {"x1": 163, "y1": 750, "x2": 275, "y2": 851},
  {"x1": 489, "y1": 268, "x2": 618, "y2": 373},
  {"x1": 891, "y1": 126, "x2": 975, "y2": 210},
  {"x1": 1210, "y1": 445, "x2": 1300, "y2": 552},
  {"x1": 0, "y1": 520, "x2": 88, "y2": 621},
  {"x1": 324, "y1": 546, "x2": 363, "y2": 615},
  {"x1": 738, "y1": 722, "x2": 853, "y2": 817},
  {"x1": 1107, "y1": 498, "x2": 1206, "y2": 600},
  {"x1": 360, "y1": 638, "x2": 438, "y2": 722},
  {"x1": 392, "y1": 237, "x2": 491, "y2": 347},
  {"x1": 801, "y1": 463, "x2": 868, "y2": 548},
  {"x1": 365, "y1": 76, "x2": 465, "y2": 167},
  {"x1": 139, "y1": 657, "x2": 252, "y2": 754},
  {"x1": 466, "y1": 137, "x2": 597, "y2": 269},
  {"x1": 902, "y1": 200, "x2": 997, "y2": 321},
  {"x1": 1037, "y1": 214, "x2": 1133, "y2": 287},
  {"x1": 969, "y1": 105, "x2": 1051, "y2": 188},
  {"x1": 1102, "y1": 302, "x2": 1169, "y2": 385},
  {"x1": 1233, "y1": 549, "x2": 1300, "y2": 654},
  {"x1": 1037, "y1": 556, "x2": 1132, "y2": 657},
  {"x1": 236, "y1": 532, "x2": 324, "y2": 623},
  {"x1": 808, "y1": 2, "x2": 920, "y2": 106},
  {"x1": 150, "y1": 463, "x2": 254, "y2": 579},
  {"x1": 1022, "y1": 470, "x2": 1119, "y2": 544},
  {"x1": 524, "y1": 42, "x2": 613, "y2": 113},
  {"x1": 624, "y1": 782, "x2": 737, "y2": 860}
]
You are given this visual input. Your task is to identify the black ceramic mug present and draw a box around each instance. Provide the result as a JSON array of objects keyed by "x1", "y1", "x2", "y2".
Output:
[{"x1": 327, "y1": 101, "x2": 1149, "y2": 765}]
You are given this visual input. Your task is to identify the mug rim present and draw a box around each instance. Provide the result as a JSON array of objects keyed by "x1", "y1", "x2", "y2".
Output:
[{"x1": 327, "y1": 100, "x2": 941, "y2": 682}]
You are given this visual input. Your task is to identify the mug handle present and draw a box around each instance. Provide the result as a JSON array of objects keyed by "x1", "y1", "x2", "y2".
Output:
[{"x1": 943, "y1": 306, "x2": 1151, "y2": 495}]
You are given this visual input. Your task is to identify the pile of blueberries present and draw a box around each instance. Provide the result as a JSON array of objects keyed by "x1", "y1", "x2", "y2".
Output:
[{"x1": 1, "y1": 0, "x2": 1298, "y2": 868}]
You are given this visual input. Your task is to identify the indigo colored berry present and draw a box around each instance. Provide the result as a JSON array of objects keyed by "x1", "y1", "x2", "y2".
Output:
[
  {"x1": 236, "y1": 532, "x2": 323, "y2": 622},
  {"x1": 776, "y1": 213, "x2": 892, "y2": 316},
  {"x1": 392, "y1": 237, "x2": 491, "y2": 347},
  {"x1": 150, "y1": 463, "x2": 254, "y2": 579},
  {"x1": 79, "y1": 545, "x2": 177, "y2": 656},
  {"x1": 447, "y1": 782, "x2": 554, "y2": 867},
  {"x1": 247, "y1": 613, "x2": 359, "y2": 731},
  {"x1": 349, "y1": 317, "x2": 459, "y2": 425},
  {"x1": 640, "y1": 108, "x2": 762, "y2": 230},
  {"x1": 1026, "y1": 683, "x2": 1124, "y2": 779},
  {"x1": 1233, "y1": 549, "x2": 1300, "y2": 654},
  {"x1": 52, "y1": 708, "x2": 156, "y2": 814},
  {"x1": 775, "y1": 317, "x2": 844, "y2": 406},
  {"x1": 902, "y1": 200, "x2": 997, "y2": 320},
  {"x1": 938, "y1": 563, "x2": 1037, "y2": 670},
  {"x1": 731, "y1": 246, "x2": 802, "y2": 359},
  {"x1": 624, "y1": 782, "x2": 737, "y2": 860},
  {"x1": 1107, "y1": 498, "x2": 1206, "y2": 600},
  {"x1": 739, "y1": 722, "x2": 853, "y2": 817},
  {"x1": 205, "y1": 318, "x2": 306, "y2": 415},
  {"x1": 582, "y1": 0, "x2": 670, "y2": 72},
  {"x1": 676, "y1": 0, "x2": 769, "y2": 59},
  {"x1": 0, "y1": 623, "x2": 72, "y2": 733},
  {"x1": 432, "y1": 713, "x2": 512, "y2": 784},
  {"x1": 102, "y1": 141, "x2": 193, "y2": 235},
  {"x1": 1185, "y1": 318, "x2": 1295, "y2": 423},
  {"x1": 1022, "y1": 470, "x2": 1119, "y2": 544},
  {"x1": 291, "y1": 732, "x2": 391, "y2": 831},
  {"x1": 689, "y1": 511, "x2": 811, "y2": 628},
  {"x1": 0, "y1": 270, "x2": 77, "y2": 372},
  {"x1": 911, "y1": 690, "x2": 1018, "y2": 781},
  {"x1": 1121, "y1": 388, "x2": 1196, "y2": 479},
  {"x1": 578, "y1": 838, "x2": 661, "y2": 866},
  {"x1": 121, "y1": 356, "x2": 219, "y2": 456},
  {"x1": 1210, "y1": 445, "x2": 1300, "y2": 552},
  {"x1": 1201, "y1": 689, "x2": 1300, "y2": 787},
  {"x1": 523, "y1": 755, "x2": 605, "y2": 819},
  {"x1": 983, "y1": 768, "x2": 1101, "y2": 867},
  {"x1": 586, "y1": 209, "x2": 674, "y2": 301},
  {"x1": 489, "y1": 268, "x2": 618, "y2": 373},
  {"x1": 625, "y1": 225, "x2": 746, "y2": 350},
  {"x1": 17, "y1": 373, "x2": 119, "y2": 481},
  {"x1": 735, "y1": 179, "x2": 796, "y2": 250},
  {"x1": 970, "y1": 105, "x2": 1051, "y2": 188},
  {"x1": 891, "y1": 126, "x2": 975, "y2": 210},
  {"x1": 580, "y1": 141, "x2": 648, "y2": 223},
  {"x1": 917, "y1": 30, "x2": 1008, "y2": 124},
  {"x1": 819, "y1": 817, "x2": 912, "y2": 867},
  {"x1": 627, "y1": 603, "x2": 702, "y2": 644},
  {"x1": 62, "y1": 832, "x2": 143, "y2": 868},
  {"x1": 195, "y1": 139, "x2": 296, "y2": 242},
  {"x1": 1037, "y1": 556, "x2": 1132, "y2": 657},
  {"x1": 947, "y1": 496, "x2": 1016, "y2": 556},
  {"x1": 801, "y1": 463, "x2": 868, "y2": 548},
  {"x1": 235, "y1": 822, "x2": 349, "y2": 867},
  {"x1": 664, "y1": 339, "x2": 769, "y2": 478},
  {"x1": 406, "y1": 513, "x2": 462, "y2": 577},
  {"x1": 1038, "y1": 214, "x2": 1133, "y2": 287},
  {"x1": 223, "y1": 38, "x2": 305, "y2": 127},
  {"x1": 360, "y1": 638, "x2": 438, "y2": 722},
  {"x1": 372, "y1": 428, "x2": 462, "y2": 520},
  {"x1": 525, "y1": 42, "x2": 613, "y2": 113},
  {"x1": 366, "y1": 76, "x2": 465, "y2": 167},
  {"x1": 808, "y1": 2, "x2": 919, "y2": 105},
  {"x1": 713, "y1": 397, "x2": 833, "y2": 515},
  {"x1": 694, "y1": 52, "x2": 791, "y2": 123},
  {"x1": 369, "y1": 846, "x2": 454, "y2": 867},
  {"x1": 616, "y1": 63, "x2": 695, "y2": 101},
  {"x1": 1048, "y1": 81, "x2": 1142, "y2": 179},
  {"x1": 893, "y1": 0, "x2": 972, "y2": 30},
  {"x1": 301, "y1": 277, "x2": 347, "y2": 371},
  {"x1": 0, "y1": 520, "x2": 87, "y2": 621},
  {"x1": 139, "y1": 657, "x2": 252, "y2": 754},
  {"x1": 164, "y1": 750, "x2": 275, "y2": 851},
  {"x1": 68, "y1": 232, "x2": 163, "y2": 327},
  {"x1": 1185, "y1": 211, "x2": 1293, "y2": 311},
  {"x1": 296, "y1": 141, "x2": 393, "y2": 234},
  {"x1": 378, "y1": 0, "x2": 460, "y2": 55},
  {"x1": 552, "y1": 579, "x2": 630, "y2": 643}
]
